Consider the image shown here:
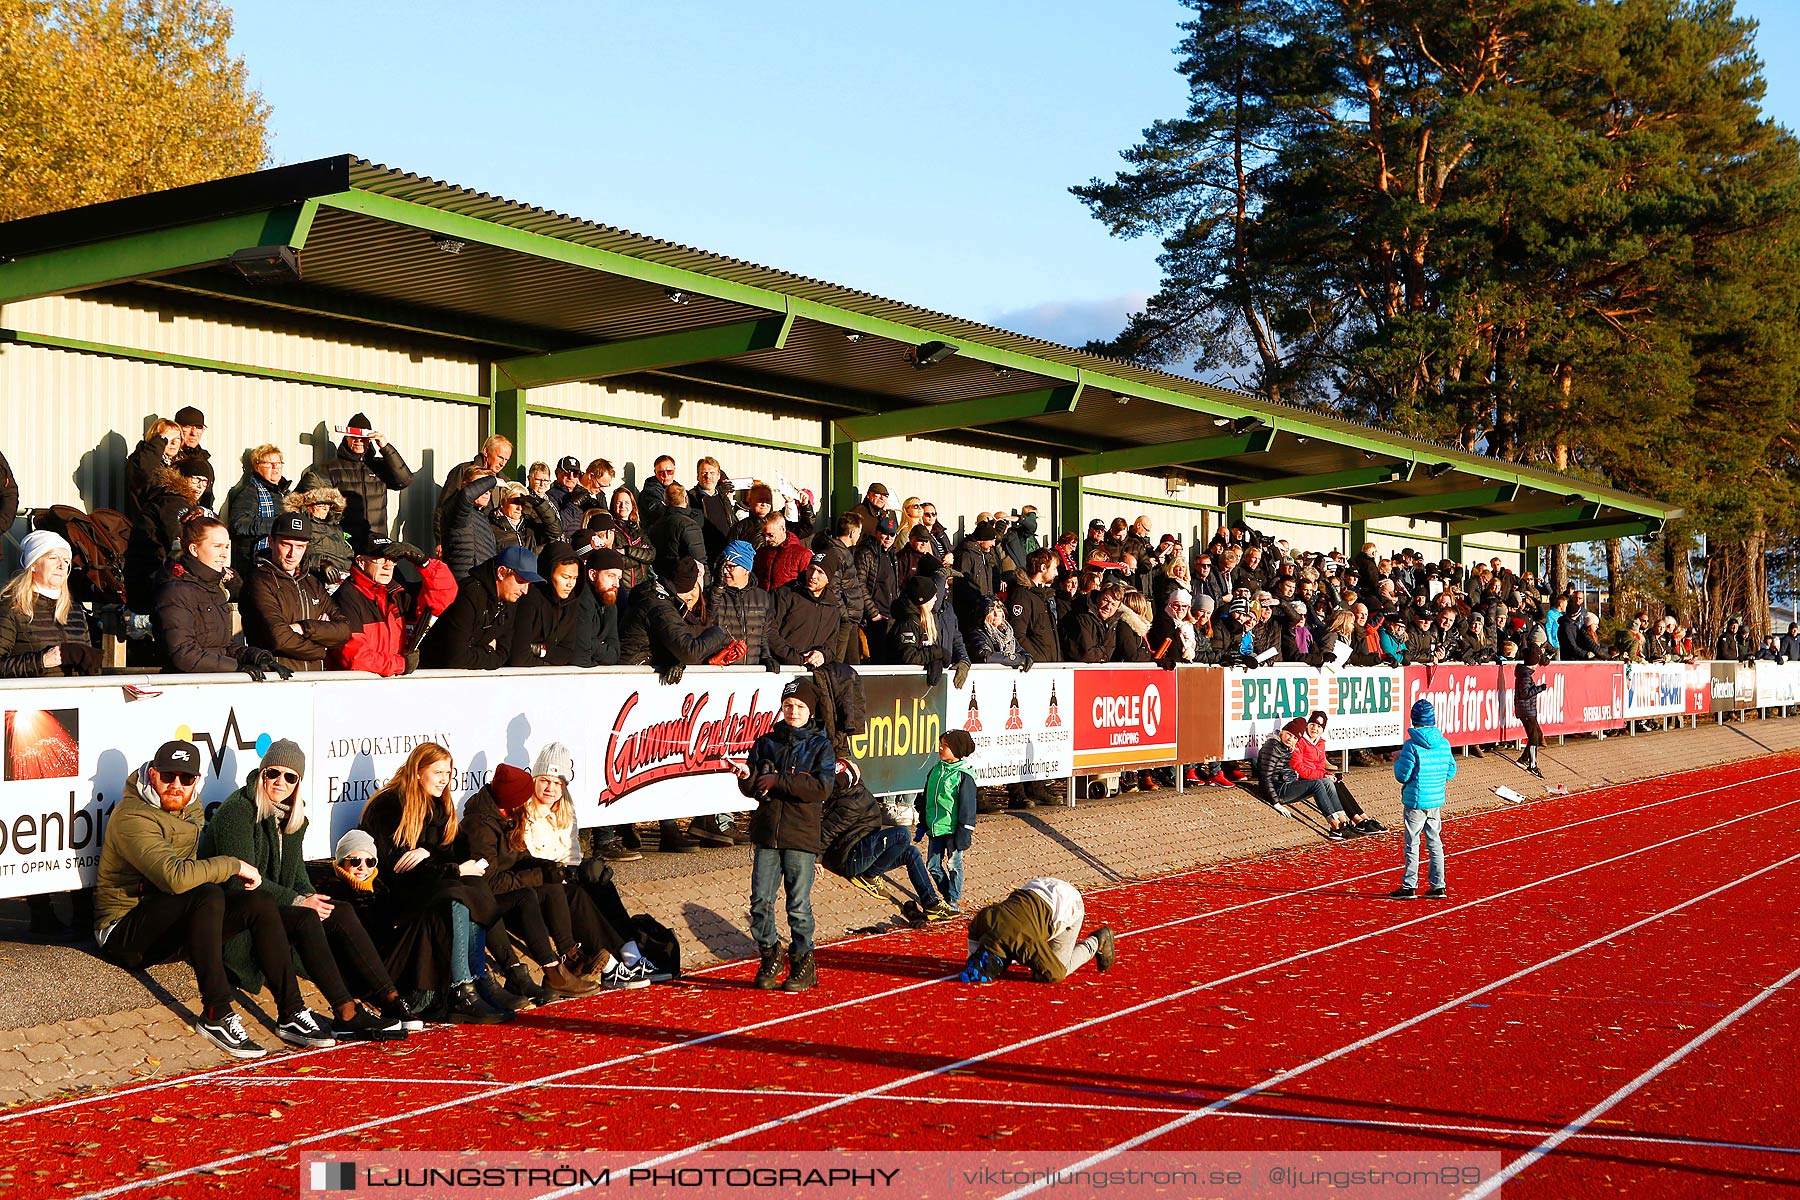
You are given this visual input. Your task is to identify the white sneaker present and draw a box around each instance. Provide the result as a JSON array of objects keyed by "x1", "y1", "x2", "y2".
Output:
[
  {"x1": 635, "y1": 957, "x2": 674, "y2": 984},
  {"x1": 601, "y1": 962, "x2": 651, "y2": 990}
]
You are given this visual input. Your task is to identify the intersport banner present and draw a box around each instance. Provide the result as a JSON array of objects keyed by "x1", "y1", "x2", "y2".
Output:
[
  {"x1": 944, "y1": 666, "x2": 1075, "y2": 786},
  {"x1": 1071, "y1": 665, "x2": 1179, "y2": 771},
  {"x1": 1217, "y1": 665, "x2": 1406, "y2": 759},
  {"x1": 0, "y1": 676, "x2": 313, "y2": 899},
  {"x1": 1624, "y1": 661, "x2": 1693, "y2": 719},
  {"x1": 1403, "y1": 662, "x2": 1626, "y2": 746}
]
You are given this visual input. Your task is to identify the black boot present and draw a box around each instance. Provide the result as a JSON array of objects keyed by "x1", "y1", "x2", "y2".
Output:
[
  {"x1": 782, "y1": 949, "x2": 817, "y2": 994},
  {"x1": 1005, "y1": 783, "x2": 1032, "y2": 810},
  {"x1": 479, "y1": 973, "x2": 533, "y2": 1012},
  {"x1": 753, "y1": 945, "x2": 784, "y2": 990},
  {"x1": 449, "y1": 981, "x2": 507, "y2": 1024},
  {"x1": 505, "y1": 964, "x2": 555, "y2": 1006}
]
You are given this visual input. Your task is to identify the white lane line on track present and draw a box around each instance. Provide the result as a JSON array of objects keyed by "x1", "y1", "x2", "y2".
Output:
[
  {"x1": 527, "y1": 799, "x2": 1800, "y2": 1199},
  {"x1": 17, "y1": 760, "x2": 1791, "y2": 1126},
  {"x1": 996, "y1": 850, "x2": 1800, "y2": 1200},
  {"x1": 1460, "y1": 961, "x2": 1800, "y2": 1199}
]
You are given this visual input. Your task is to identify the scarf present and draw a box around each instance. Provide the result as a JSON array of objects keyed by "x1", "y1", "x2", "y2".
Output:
[
  {"x1": 987, "y1": 617, "x2": 1018, "y2": 661},
  {"x1": 334, "y1": 863, "x2": 378, "y2": 892}
]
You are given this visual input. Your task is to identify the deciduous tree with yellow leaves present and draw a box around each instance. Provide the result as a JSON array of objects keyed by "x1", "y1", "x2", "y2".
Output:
[{"x1": 0, "y1": 0, "x2": 268, "y2": 222}]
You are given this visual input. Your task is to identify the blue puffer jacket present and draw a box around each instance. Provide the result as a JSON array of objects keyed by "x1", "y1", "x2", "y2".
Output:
[{"x1": 1394, "y1": 724, "x2": 1457, "y2": 810}]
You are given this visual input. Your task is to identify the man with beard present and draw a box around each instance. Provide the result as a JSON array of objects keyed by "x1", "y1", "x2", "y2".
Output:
[
  {"x1": 769, "y1": 553, "x2": 842, "y2": 668},
  {"x1": 570, "y1": 536, "x2": 627, "y2": 668}
]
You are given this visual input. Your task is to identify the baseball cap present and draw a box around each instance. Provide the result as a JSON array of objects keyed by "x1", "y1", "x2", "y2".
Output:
[
  {"x1": 270, "y1": 512, "x2": 311, "y2": 541},
  {"x1": 557, "y1": 455, "x2": 582, "y2": 474},
  {"x1": 875, "y1": 512, "x2": 898, "y2": 536},
  {"x1": 152, "y1": 740, "x2": 201, "y2": 776},
  {"x1": 495, "y1": 544, "x2": 546, "y2": 583},
  {"x1": 866, "y1": 482, "x2": 889, "y2": 497},
  {"x1": 356, "y1": 530, "x2": 399, "y2": 558}
]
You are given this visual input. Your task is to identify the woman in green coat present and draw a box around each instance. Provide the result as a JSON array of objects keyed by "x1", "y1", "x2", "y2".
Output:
[{"x1": 198, "y1": 738, "x2": 413, "y2": 1039}]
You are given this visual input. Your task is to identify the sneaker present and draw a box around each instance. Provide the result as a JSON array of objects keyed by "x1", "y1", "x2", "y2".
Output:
[
  {"x1": 753, "y1": 945, "x2": 785, "y2": 990},
  {"x1": 1528, "y1": 764, "x2": 1546, "y2": 780},
  {"x1": 1224, "y1": 764, "x2": 1249, "y2": 782},
  {"x1": 381, "y1": 995, "x2": 426, "y2": 1032},
  {"x1": 1324, "y1": 827, "x2": 1346, "y2": 841},
  {"x1": 1184, "y1": 768, "x2": 1202, "y2": 786},
  {"x1": 1336, "y1": 824, "x2": 1363, "y2": 839},
  {"x1": 1425, "y1": 886, "x2": 1448, "y2": 900},
  {"x1": 1093, "y1": 926, "x2": 1116, "y2": 973},
  {"x1": 599, "y1": 841, "x2": 643, "y2": 862},
  {"x1": 1389, "y1": 886, "x2": 1417, "y2": 900},
  {"x1": 1207, "y1": 771, "x2": 1232, "y2": 787},
  {"x1": 193, "y1": 1010, "x2": 267, "y2": 1060},
  {"x1": 334, "y1": 1007, "x2": 407, "y2": 1042},
  {"x1": 687, "y1": 822, "x2": 736, "y2": 847},
  {"x1": 1354, "y1": 818, "x2": 1385, "y2": 833},
  {"x1": 1137, "y1": 771, "x2": 1159, "y2": 792},
  {"x1": 925, "y1": 902, "x2": 961, "y2": 922},
  {"x1": 634, "y1": 957, "x2": 675, "y2": 984},
  {"x1": 847, "y1": 875, "x2": 885, "y2": 900},
  {"x1": 277, "y1": 1008, "x2": 337, "y2": 1049},
  {"x1": 601, "y1": 961, "x2": 652, "y2": 990}
]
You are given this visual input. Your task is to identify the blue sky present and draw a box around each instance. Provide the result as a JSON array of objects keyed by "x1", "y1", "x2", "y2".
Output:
[{"x1": 231, "y1": 0, "x2": 1800, "y2": 356}]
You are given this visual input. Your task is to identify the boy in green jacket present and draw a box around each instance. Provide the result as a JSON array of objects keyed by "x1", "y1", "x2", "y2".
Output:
[{"x1": 912, "y1": 729, "x2": 978, "y2": 912}]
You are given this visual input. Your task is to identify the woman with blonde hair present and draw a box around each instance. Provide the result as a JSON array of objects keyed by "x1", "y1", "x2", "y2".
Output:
[
  {"x1": 0, "y1": 531, "x2": 97, "y2": 678},
  {"x1": 357, "y1": 742, "x2": 510, "y2": 1023},
  {"x1": 898, "y1": 497, "x2": 925, "y2": 537}
]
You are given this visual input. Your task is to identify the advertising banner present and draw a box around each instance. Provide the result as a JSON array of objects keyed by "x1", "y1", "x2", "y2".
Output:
[
  {"x1": 1755, "y1": 661, "x2": 1800, "y2": 709},
  {"x1": 1710, "y1": 662, "x2": 1741, "y2": 713},
  {"x1": 1735, "y1": 661, "x2": 1758, "y2": 711},
  {"x1": 0, "y1": 678, "x2": 312, "y2": 898},
  {"x1": 1403, "y1": 662, "x2": 1625, "y2": 747},
  {"x1": 846, "y1": 669, "x2": 945, "y2": 797},
  {"x1": 1213, "y1": 665, "x2": 1405, "y2": 760},
  {"x1": 944, "y1": 667, "x2": 1074, "y2": 786},
  {"x1": 1071, "y1": 665, "x2": 1179, "y2": 771},
  {"x1": 1624, "y1": 662, "x2": 1691, "y2": 720},
  {"x1": 1686, "y1": 663, "x2": 1714, "y2": 715}
]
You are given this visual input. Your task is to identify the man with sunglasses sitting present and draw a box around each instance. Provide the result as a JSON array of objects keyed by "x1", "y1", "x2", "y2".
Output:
[
  {"x1": 199, "y1": 739, "x2": 413, "y2": 1042},
  {"x1": 95, "y1": 740, "x2": 336, "y2": 1059}
]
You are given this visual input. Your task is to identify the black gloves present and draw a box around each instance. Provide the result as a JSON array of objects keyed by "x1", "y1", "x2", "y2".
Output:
[
  {"x1": 403, "y1": 650, "x2": 420, "y2": 675},
  {"x1": 765, "y1": 657, "x2": 784, "y2": 673},
  {"x1": 1019, "y1": 655, "x2": 1033, "y2": 673},
  {"x1": 578, "y1": 857, "x2": 610, "y2": 886},
  {"x1": 389, "y1": 542, "x2": 428, "y2": 566},
  {"x1": 924, "y1": 659, "x2": 944, "y2": 688},
  {"x1": 659, "y1": 664, "x2": 685, "y2": 686},
  {"x1": 57, "y1": 642, "x2": 101, "y2": 676}
]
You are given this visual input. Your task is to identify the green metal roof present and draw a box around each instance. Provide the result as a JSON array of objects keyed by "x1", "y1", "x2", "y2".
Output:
[{"x1": 0, "y1": 154, "x2": 1677, "y2": 536}]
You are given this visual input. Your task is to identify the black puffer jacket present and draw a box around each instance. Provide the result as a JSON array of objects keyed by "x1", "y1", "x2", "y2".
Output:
[
  {"x1": 421, "y1": 557, "x2": 518, "y2": 670},
  {"x1": 224, "y1": 470, "x2": 290, "y2": 577},
  {"x1": 0, "y1": 592, "x2": 93, "y2": 678},
  {"x1": 297, "y1": 438, "x2": 413, "y2": 546},
  {"x1": 821, "y1": 537, "x2": 867, "y2": 630},
  {"x1": 442, "y1": 474, "x2": 500, "y2": 580},
  {"x1": 1004, "y1": 572, "x2": 1060, "y2": 663},
  {"x1": 649, "y1": 506, "x2": 708, "y2": 580},
  {"x1": 706, "y1": 579, "x2": 771, "y2": 665},
  {"x1": 855, "y1": 540, "x2": 899, "y2": 628},
  {"x1": 886, "y1": 591, "x2": 950, "y2": 673},
  {"x1": 153, "y1": 552, "x2": 250, "y2": 674},
  {"x1": 617, "y1": 577, "x2": 728, "y2": 667},
  {"x1": 820, "y1": 780, "x2": 883, "y2": 876},
  {"x1": 509, "y1": 542, "x2": 587, "y2": 667},
  {"x1": 740, "y1": 720, "x2": 835, "y2": 853},
  {"x1": 767, "y1": 579, "x2": 841, "y2": 665}
]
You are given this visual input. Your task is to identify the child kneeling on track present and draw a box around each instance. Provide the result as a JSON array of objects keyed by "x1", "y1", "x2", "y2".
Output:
[
  {"x1": 961, "y1": 877, "x2": 1116, "y2": 984},
  {"x1": 729, "y1": 677, "x2": 836, "y2": 994},
  {"x1": 913, "y1": 729, "x2": 978, "y2": 913},
  {"x1": 1392, "y1": 698, "x2": 1455, "y2": 901}
]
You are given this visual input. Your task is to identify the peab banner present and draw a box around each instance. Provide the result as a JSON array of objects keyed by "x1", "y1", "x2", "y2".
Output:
[
  {"x1": 944, "y1": 667, "x2": 1074, "y2": 786},
  {"x1": 1212, "y1": 665, "x2": 1406, "y2": 759}
]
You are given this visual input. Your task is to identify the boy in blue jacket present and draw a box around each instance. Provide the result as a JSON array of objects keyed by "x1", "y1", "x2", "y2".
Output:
[
  {"x1": 913, "y1": 729, "x2": 978, "y2": 912},
  {"x1": 1392, "y1": 698, "x2": 1456, "y2": 900}
]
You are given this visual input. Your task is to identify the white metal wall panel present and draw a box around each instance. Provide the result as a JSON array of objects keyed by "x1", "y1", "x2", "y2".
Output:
[
  {"x1": 530, "y1": 378, "x2": 827, "y2": 454},
  {"x1": 4, "y1": 294, "x2": 483, "y2": 397},
  {"x1": 1242, "y1": 496, "x2": 1347, "y2": 524},
  {"x1": 524, "y1": 411, "x2": 827, "y2": 506},
  {"x1": 1078, "y1": 494, "x2": 1212, "y2": 551},
  {"x1": 1367, "y1": 519, "x2": 1448, "y2": 562},
  {"x1": 860, "y1": 436, "x2": 1054, "y2": 541},
  {"x1": 1463, "y1": 535, "x2": 1525, "y2": 575},
  {"x1": 0, "y1": 342, "x2": 482, "y2": 559}
]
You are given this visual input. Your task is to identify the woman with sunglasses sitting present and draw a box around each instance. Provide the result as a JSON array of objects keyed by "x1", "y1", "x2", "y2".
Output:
[{"x1": 198, "y1": 740, "x2": 411, "y2": 1039}]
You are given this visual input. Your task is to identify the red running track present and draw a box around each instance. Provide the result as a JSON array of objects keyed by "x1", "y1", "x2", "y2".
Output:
[{"x1": 4, "y1": 753, "x2": 1797, "y2": 1199}]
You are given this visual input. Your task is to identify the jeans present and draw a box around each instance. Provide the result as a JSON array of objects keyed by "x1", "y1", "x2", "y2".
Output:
[
  {"x1": 750, "y1": 847, "x2": 817, "y2": 957},
  {"x1": 1402, "y1": 807, "x2": 1445, "y2": 889},
  {"x1": 845, "y1": 827, "x2": 940, "y2": 907},
  {"x1": 926, "y1": 835, "x2": 963, "y2": 906},
  {"x1": 1279, "y1": 778, "x2": 1344, "y2": 819}
]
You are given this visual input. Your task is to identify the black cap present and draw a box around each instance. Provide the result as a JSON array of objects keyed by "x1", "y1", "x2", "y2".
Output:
[
  {"x1": 1088, "y1": 519, "x2": 1105, "y2": 532},
  {"x1": 807, "y1": 551, "x2": 834, "y2": 582},
  {"x1": 904, "y1": 574, "x2": 937, "y2": 605},
  {"x1": 270, "y1": 512, "x2": 311, "y2": 541},
  {"x1": 582, "y1": 510, "x2": 615, "y2": 532},
  {"x1": 356, "y1": 530, "x2": 398, "y2": 558},
  {"x1": 971, "y1": 521, "x2": 999, "y2": 541},
  {"x1": 557, "y1": 455, "x2": 582, "y2": 474},
  {"x1": 152, "y1": 740, "x2": 201, "y2": 775},
  {"x1": 173, "y1": 406, "x2": 205, "y2": 427},
  {"x1": 909, "y1": 524, "x2": 932, "y2": 543}
]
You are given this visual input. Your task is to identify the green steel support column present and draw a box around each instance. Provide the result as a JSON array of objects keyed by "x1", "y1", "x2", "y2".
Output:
[
  {"x1": 490, "y1": 365, "x2": 527, "y2": 480},
  {"x1": 1057, "y1": 471, "x2": 1084, "y2": 541},
  {"x1": 830, "y1": 426, "x2": 860, "y2": 517},
  {"x1": 1225, "y1": 501, "x2": 1246, "y2": 529},
  {"x1": 1349, "y1": 517, "x2": 1368, "y2": 554},
  {"x1": 1448, "y1": 533, "x2": 1464, "y2": 564}
]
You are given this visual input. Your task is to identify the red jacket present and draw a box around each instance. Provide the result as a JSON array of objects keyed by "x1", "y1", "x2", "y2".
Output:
[
  {"x1": 1292, "y1": 733, "x2": 1330, "y2": 780},
  {"x1": 329, "y1": 558, "x2": 457, "y2": 676},
  {"x1": 754, "y1": 536, "x2": 814, "y2": 593}
]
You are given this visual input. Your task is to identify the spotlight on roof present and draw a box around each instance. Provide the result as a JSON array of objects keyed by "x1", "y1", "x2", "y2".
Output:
[
  {"x1": 1427, "y1": 461, "x2": 1455, "y2": 479},
  {"x1": 843, "y1": 331, "x2": 865, "y2": 343},
  {"x1": 1212, "y1": 417, "x2": 1232, "y2": 427},
  {"x1": 1116, "y1": 393, "x2": 1130, "y2": 406},
  {"x1": 665, "y1": 289, "x2": 692, "y2": 305},
  {"x1": 431, "y1": 235, "x2": 467, "y2": 255},
  {"x1": 1229, "y1": 416, "x2": 1264, "y2": 437},
  {"x1": 910, "y1": 340, "x2": 958, "y2": 369},
  {"x1": 227, "y1": 245, "x2": 301, "y2": 284},
  {"x1": 1295, "y1": 436, "x2": 1309, "y2": 445}
]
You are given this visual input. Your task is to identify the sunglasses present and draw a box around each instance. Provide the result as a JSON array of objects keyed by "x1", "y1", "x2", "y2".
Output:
[
  {"x1": 262, "y1": 767, "x2": 300, "y2": 785},
  {"x1": 160, "y1": 772, "x2": 198, "y2": 786},
  {"x1": 339, "y1": 856, "x2": 376, "y2": 869}
]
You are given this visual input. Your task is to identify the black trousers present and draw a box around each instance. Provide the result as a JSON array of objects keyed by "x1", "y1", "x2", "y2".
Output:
[
  {"x1": 1518, "y1": 711, "x2": 1545, "y2": 748},
  {"x1": 290, "y1": 903, "x2": 396, "y2": 1005},
  {"x1": 100, "y1": 885, "x2": 301, "y2": 1018},
  {"x1": 567, "y1": 878, "x2": 632, "y2": 957},
  {"x1": 492, "y1": 887, "x2": 558, "y2": 967}
]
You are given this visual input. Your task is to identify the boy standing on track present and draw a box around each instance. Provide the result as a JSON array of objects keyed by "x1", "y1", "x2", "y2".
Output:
[
  {"x1": 1391, "y1": 698, "x2": 1455, "y2": 900},
  {"x1": 913, "y1": 729, "x2": 979, "y2": 913},
  {"x1": 960, "y1": 876, "x2": 1115, "y2": 984}
]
